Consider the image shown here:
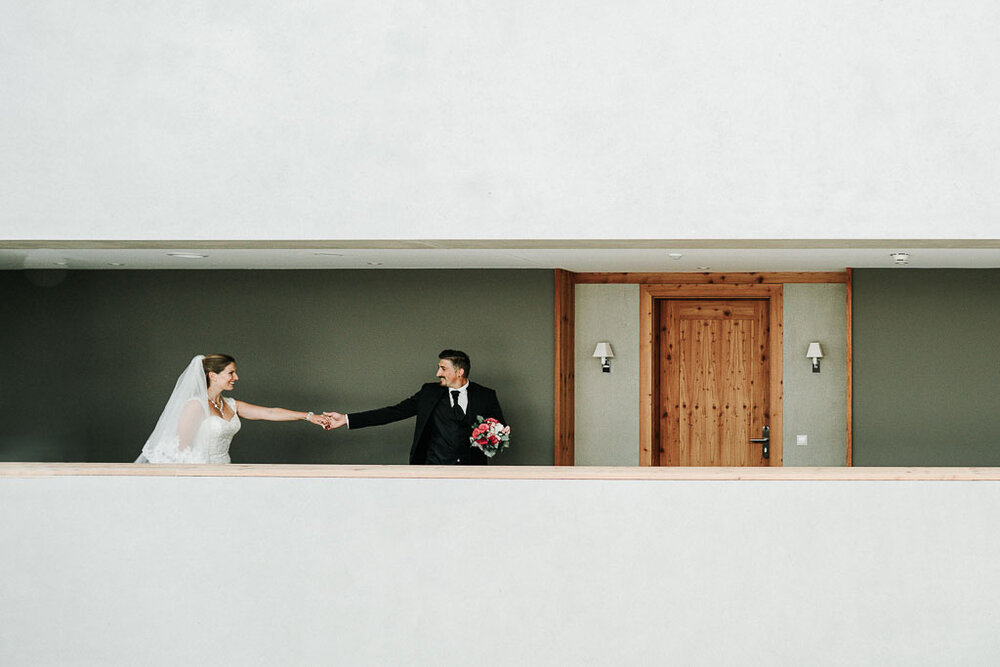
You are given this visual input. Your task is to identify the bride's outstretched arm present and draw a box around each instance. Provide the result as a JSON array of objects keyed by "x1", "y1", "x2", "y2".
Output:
[{"x1": 234, "y1": 400, "x2": 329, "y2": 427}]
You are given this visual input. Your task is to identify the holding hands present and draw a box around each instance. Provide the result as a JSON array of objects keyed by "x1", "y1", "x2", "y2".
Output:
[
  {"x1": 321, "y1": 412, "x2": 348, "y2": 430},
  {"x1": 305, "y1": 412, "x2": 336, "y2": 429}
]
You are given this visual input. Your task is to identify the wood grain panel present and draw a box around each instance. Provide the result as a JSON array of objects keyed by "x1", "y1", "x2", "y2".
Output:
[
  {"x1": 643, "y1": 284, "x2": 785, "y2": 299},
  {"x1": 641, "y1": 284, "x2": 783, "y2": 466},
  {"x1": 663, "y1": 301, "x2": 769, "y2": 466},
  {"x1": 576, "y1": 272, "x2": 847, "y2": 285},
  {"x1": 768, "y1": 289, "x2": 784, "y2": 465},
  {"x1": 554, "y1": 269, "x2": 575, "y2": 465},
  {"x1": 639, "y1": 287, "x2": 656, "y2": 466},
  {"x1": 658, "y1": 301, "x2": 679, "y2": 465}
]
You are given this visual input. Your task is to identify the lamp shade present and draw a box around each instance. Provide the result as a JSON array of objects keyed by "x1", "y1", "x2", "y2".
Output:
[
  {"x1": 806, "y1": 342, "x2": 823, "y2": 359},
  {"x1": 592, "y1": 342, "x2": 614, "y2": 359}
]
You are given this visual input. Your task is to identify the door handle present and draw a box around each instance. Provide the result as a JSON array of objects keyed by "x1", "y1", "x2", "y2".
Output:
[{"x1": 749, "y1": 425, "x2": 770, "y2": 459}]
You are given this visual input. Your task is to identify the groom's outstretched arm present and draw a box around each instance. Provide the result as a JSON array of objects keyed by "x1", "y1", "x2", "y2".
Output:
[{"x1": 325, "y1": 389, "x2": 422, "y2": 430}]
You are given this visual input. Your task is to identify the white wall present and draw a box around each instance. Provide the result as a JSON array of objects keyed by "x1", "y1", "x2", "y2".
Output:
[
  {"x1": 3, "y1": 473, "x2": 1000, "y2": 665},
  {"x1": 3, "y1": 1, "x2": 1000, "y2": 241}
]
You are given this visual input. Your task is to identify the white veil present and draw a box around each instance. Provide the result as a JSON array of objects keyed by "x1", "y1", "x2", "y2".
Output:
[{"x1": 135, "y1": 355, "x2": 211, "y2": 463}]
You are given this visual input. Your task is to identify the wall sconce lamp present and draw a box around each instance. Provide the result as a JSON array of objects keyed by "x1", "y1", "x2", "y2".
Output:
[
  {"x1": 592, "y1": 342, "x2": 614, "y2": 373},
  {"x1": 806, "y1": 342, "x2": 824, "y2": 373}
]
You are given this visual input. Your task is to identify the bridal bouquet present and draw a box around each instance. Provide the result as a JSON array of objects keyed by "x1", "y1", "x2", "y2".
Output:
[{"x1": 470, "y1": 416, "x2": 511, "y2": 458}]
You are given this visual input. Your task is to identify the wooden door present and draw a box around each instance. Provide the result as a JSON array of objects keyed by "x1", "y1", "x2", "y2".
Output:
[{"x1": 658, "y1": 299, "x2": 771, "y2": 466}]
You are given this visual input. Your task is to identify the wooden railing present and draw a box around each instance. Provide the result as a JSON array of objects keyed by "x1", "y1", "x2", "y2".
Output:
[{"x1": 3, "y1": 463, "x2": 999, "y2": 481}]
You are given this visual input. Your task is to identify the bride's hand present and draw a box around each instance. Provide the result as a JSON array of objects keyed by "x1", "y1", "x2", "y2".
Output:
[{"x1": 305, "y1": 412, "x2": 331, "y2": 428}]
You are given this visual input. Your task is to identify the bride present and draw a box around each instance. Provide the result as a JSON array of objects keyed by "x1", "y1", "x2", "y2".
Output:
[{"x1": 136, "y1": 354, "x2": 329, "y2": 464}]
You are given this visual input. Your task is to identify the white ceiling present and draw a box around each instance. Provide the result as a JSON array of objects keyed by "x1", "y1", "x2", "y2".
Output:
[{"x1": 3, "y1": 242, "x2": 1000, "y2": 271}]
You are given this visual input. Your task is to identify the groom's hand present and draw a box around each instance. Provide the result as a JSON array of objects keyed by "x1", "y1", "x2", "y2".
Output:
[
  {"x1": 312, "y1": 414, "x2": 334, "y2": 429},
  {"x1": 322, "y1": 411, "x2": 348, "y2": 430}
]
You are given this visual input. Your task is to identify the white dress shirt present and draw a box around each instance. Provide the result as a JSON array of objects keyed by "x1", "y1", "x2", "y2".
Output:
[{"x1": 450, "y1": 381, "x2": 470, "y2": 413}]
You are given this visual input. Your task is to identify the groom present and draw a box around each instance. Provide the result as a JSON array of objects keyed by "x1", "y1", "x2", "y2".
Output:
[{"x1": 323, "y1": 349, "x2": 507, "y2": 465}]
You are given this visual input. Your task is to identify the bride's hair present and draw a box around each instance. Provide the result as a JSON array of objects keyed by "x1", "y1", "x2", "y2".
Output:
[{"x1": 202, "y1": 354, "x2": 236, "y2": 386}]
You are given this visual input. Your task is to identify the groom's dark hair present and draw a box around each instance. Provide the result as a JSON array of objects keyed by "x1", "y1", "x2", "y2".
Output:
[{"x1": 439, "y1": 349, "x2": 471, "y2": 379}]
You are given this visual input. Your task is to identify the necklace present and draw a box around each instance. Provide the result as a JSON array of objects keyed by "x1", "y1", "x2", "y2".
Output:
[{"x1": 209, "y1": 394, "x2": 225, "y2": 415}]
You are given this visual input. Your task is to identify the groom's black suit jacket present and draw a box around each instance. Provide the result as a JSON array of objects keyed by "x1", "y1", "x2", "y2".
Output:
[{"x1": 347, "y1": 382, "x2": 506, "y2": 465}]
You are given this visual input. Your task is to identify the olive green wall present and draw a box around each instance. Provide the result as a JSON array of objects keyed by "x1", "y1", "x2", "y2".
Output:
[
  {"x1": 0, "y1": 269, "x2": 554, "y2": 464},
  {"x1": 853, "y1": 269, "x2": 1000, "y2": 465}
]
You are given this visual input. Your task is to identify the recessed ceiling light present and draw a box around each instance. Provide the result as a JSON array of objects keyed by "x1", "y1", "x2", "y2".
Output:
[
  {"x1": 167, "y1": 252, "x2": 207, "y2": 259},
  {"x1": 107, "y1": 262, "x2": 124, "y2": 267},
  {"x1": 696, "y1": 266, "x2": 711, "y2": 271},
  {"x1": 52, "y1": 261, "x2": 68, "y2": 266},
  {"x1": 313, "y1": 252, "x2": 344, "y2": 257},
  {"x1": 668, "y1": 253, "x2": 683, "y2": 260},
  {"x1": 367, "y1": 261, "x2": 383, "y2": 266}
]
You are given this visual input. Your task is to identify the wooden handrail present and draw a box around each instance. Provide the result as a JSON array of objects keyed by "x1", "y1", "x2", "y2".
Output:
[{"x1": 3, "y1": 463, "x2": 1000, "y2": 481}]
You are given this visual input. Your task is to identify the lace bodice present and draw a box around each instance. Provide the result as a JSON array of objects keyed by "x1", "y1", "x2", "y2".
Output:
[
  {"x1": 143, "y1": 397, "x2": 241, "y2": 464},
  {"x1": 197, "y1": 397, "x2": 241, "y2": 463}
]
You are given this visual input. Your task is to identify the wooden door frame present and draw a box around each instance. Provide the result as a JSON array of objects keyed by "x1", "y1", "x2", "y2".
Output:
[
  {"x1": 556, "y1": 271, "x2": 847, "y2": 467},
  {"x1": 639, "y1": 283, "x2": 784, "y2": 467},
  {"x1": 554, "y1": 269, "x2": 576, "y2": 465}
]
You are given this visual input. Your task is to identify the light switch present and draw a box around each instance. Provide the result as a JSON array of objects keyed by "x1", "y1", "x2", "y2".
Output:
[{"x1": 796, "y1": 434, "x2": 808, "y2": 446}]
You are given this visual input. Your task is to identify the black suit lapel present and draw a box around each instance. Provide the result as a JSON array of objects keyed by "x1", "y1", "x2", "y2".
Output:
[{"x1": 464, "y1": 384, "x2": 481, "y2": 426}]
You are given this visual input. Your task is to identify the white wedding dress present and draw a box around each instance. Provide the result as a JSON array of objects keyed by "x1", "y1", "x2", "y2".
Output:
[
  {"x1": 141, "y1": 397, "x2": 241, "y2": 463},
  {"x1": 137, "y1": 356, "x2": 242, "y2": 464},
  {"x1": 197, "y1": 397, "x2": 242, "y2": 463}
]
